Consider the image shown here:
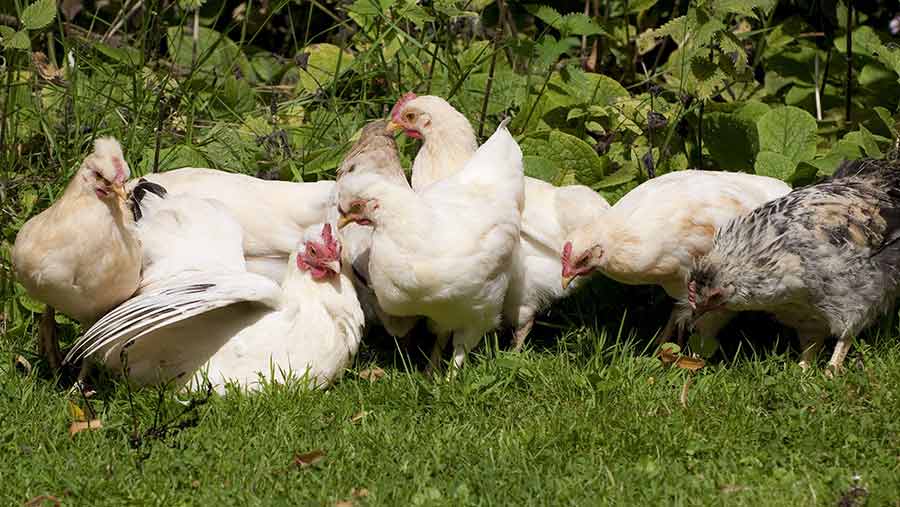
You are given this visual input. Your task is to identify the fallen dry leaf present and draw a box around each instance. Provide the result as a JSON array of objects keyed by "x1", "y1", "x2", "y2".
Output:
[
  {"x1": 719, "y1": 484, "x2": 749, "y2": 494},
  {"x1": 191, "y1": 480, "x2": 201, "y2": 489},
  {"x1": 352, "y1": 487, "x2": 369, "y2": 498},
  {"x1": 24, "y1": 495, "x2": 61, "y2": 507},
  {"x1": 333, "y1": 501, "x2": 354, "y2": 507},
  {"x1": 675, "y1": 355, "x2": 706, "y2": 372},
  {"x1": 14, "y1": 355, "x2": 32, "y2": 375},
  {"x1": 68, "y1": 419, "x2": 102, "y2": 437},
  {"x1": 657, "y1": 344, "x2": 679, "y2": 366},
  {"x1": 350, "y1": 411, "x2": 369, "y2": 423},
  {"x1": 31, "y1": 52, "x2": 65, "y2": 84},
  {"x1": 293, "y1": 449, "x2": 326, "y2": 468},
  {"x1": 358, "y1": 367, "x2": 385, "y2": 381}
]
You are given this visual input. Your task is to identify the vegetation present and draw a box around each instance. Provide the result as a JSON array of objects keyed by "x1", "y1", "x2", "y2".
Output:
[{"x1": 2, "y1": 0, "x2": 900, "y2": 504}]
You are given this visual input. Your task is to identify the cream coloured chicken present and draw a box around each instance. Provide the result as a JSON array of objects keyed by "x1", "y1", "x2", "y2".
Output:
[
  {"x1": 129, "y1": 168, "x2": 335, "y2": 282},
  {"x1": 338, "y1": 120, "x2": 524, "y2": 371},
  {"x1": 561, "y1": 170, "x2": 791, "y2": 344},
  {"x1": 65, "y1": 186, "x2": 364, "y2": 392},
  {"x1": 388, "y1": 93, "x2": 611, "y2": 350},
  {"x1": 12, "y1": 138, "x2": 150, "y2": 368}
]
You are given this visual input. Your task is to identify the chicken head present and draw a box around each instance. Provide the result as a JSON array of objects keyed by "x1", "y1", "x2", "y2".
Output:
[
  {"x1": 560, "y1": 241, "x2": 604, "y2": 290},
  {"x1": 81, "y1": 137, "x2": 129, "y2": 201},
  {"x1": 297, "y1": 223, "x2": 342, "y2": 281}
]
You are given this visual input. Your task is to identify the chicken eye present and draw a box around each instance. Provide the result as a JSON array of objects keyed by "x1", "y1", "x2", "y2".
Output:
[
  {"x1": 93, "y1": 171, "x2": 109, "y2": 184},
  {"x1": 404, "y1": 112, "x2": 415, "y2": 123}
]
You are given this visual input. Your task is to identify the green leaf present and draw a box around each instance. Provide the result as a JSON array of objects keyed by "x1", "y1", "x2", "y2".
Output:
[
  {"x1": 1, "y1": 29, "x2": 30, "y2": 50},
  {"x1": 873, "y1": 106, "x2": 898, "y2": 138},
  {"x1": 296, "y1": 43, "x2": 356, "y2": 94},
  {"x1": 704, "y1": 113, "x2": 758, "y2": 172},
  {"x1": 18, "y1": 293, "x2": 46, "y2": 314},
  {"x1": 756, "y1": 106, "x2": 817, "y2": 162},
  {"x1": 523, "y1": 156, "x2": 558, "y2": 182},
  {"x1": 166, "y1": 26, "x2": 254, "y2": 81},
  {"x1": 549, "y1": 130, "x2": 607, "y2": 186},
  {"x1": 526, "y1": 5, "x2": 601, "y2": 37},
  {"x1": 20, "y1": 0, "x2": 57, "y2": 31},
  {"x1": 595, "y1": 164, "x2": 638, "y2": 189},
  {"x1": 857, "y1": 125, "x2": 883, "y2": 158},
  {"x1": 754, "y1": 150, "x2": 796, "y2": 180},
  {"x1": 94, "y1": 42, "x2": 142, "y2": 66},
  {"x1": 734, "y1": 101, "x2": 771, "y2": 123}
]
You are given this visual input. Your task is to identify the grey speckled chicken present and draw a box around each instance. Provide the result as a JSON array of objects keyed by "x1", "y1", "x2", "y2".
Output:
[{"x1": 683, "y1": 158, "x2": 900, "y2": 373}]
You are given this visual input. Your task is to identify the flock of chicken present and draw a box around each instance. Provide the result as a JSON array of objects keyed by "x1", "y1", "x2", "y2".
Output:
[{"x1": 12, "y1": 92, "x2": 900, "y2": 393}]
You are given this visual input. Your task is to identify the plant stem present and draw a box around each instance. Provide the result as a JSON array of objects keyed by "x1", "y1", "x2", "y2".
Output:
[
  {"x1": 478, "y1": 0, "x2": 505, "y2": 139},
  {"x1": 0, "y1": 51, "x2": 16, "y2": 174},
  {"x1": 844, "y1": 0, "x2": 853, "y2": 124}
]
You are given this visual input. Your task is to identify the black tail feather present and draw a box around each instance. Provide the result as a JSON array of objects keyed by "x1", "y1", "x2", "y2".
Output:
[{"x1": 129, "y1": 179, "x2": 168, "y2": 221}]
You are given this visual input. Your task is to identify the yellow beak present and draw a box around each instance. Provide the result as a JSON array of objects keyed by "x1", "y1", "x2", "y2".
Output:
[
  {"x1": 112, "y1": 183, "x2": 127, "y2": 201},
  {"x1": 562, "y1": 274, "x2": 576, "y2": 290},
  {"x1": 337, "y1": 214, "x2": 354, "y2": 229},
  {"x1": 386, "y1": 120, "x2": 402, "y2": 133},
  {"x1": 326, "y1": 259, "x2": 341, "y2": 274}
]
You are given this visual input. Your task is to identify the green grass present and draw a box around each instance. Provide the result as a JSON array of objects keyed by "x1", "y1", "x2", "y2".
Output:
[{"x1": 2, "y1": 324, "x2": 899, "y2": 506}]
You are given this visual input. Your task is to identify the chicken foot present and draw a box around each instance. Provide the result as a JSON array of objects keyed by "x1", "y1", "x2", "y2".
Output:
[{"x1": 38, "y1": 306, "x2": 62, "y2": 371}]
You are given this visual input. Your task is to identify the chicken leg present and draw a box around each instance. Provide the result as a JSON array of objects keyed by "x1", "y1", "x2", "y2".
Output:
[
  {"x1": 511, "y1": 317, "x2": 534, "y2": 352},
  {"x1": 38, "y1": 306, "x2": 62, "y2": 371},
  {"x1": 826, "y1": 334, "x2": 853, "y2": 377},
  {"x1": 798, "y1": 334, "x2": 825, "y2": 370},
  {"x1": 426, "y1": 331, "x2": 451, "y2": 376}
]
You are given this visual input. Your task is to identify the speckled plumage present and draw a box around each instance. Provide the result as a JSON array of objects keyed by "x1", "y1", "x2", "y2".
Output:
[{"x1": 685, "y1": 158, "x2": 900, "y2": 370}]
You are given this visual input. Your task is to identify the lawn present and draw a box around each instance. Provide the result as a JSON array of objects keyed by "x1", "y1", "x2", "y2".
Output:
[{"x1": 2, "y1": 318, "x2": 900, "y2": 505}]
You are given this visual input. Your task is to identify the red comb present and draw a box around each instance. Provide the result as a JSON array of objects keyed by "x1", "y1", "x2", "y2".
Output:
[
  {"x1": 390, "y1": 92, "x2": 417, "y2": 122},
  {"x1": 321, "y1": 223, "x2": 334, "y2": 245},
  {"x1": 561, "y1": 242, "x2": 573, "y2": 262}
]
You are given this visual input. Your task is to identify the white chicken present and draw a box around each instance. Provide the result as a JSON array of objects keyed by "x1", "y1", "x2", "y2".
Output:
[
  {"x1": 12, "y1": 138, "x2": 150, "y2": 368},
  {"x1": 337, "y1": 120, "x2": 524, "y2": 371},
  {"x1": 387, "y1": 93, "x2": 612, "y2": 350},
  {"x1": 561, "y1": 170, "x2": 792, "y2": 344},
  {"x1": 129, "y1": 168, "x2": 335, "y2": 282},
  {"x1": 64, "y1": 188, "x2": 363, "y2": 392},
  {"x1": 335, "y1": 120, "x2": 419, "y2": 338}
]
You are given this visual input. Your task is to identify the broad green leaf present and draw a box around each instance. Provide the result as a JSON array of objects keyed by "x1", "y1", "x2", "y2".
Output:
[
  {"x1": 754, "y1": 150, "x2": 796, "y2": 180},
  {"x1": 166, "y1": 26, "x2": 254, "y2": 81},
  {"x1": 549, "y1": 130, "x2": 607, "y2": 186},
  {"x1": 18, "y1": 293, "x2": 46, "y2": 314},
  {"x1": 734, "y1": 101, "x2": 771, "y2": 123},
  {"x1": 2, "y1": 29, "x2": 30, "y2": 50},
  {"x1": 857, "y1": 125, "x2": 883, "y2": 158},
  {"x1": 297, "y1": 44, "x2": 356, "y2": 94},
  {"x1": 873, "y1": 106, "x2": 898, "y2": 138},
  {"x1": 704, "y1": 113, "x2": 758, "y2": 172},
  {"x1": 756, "y1": 105, "x2": 817, "y2": 162},
  {"x1": 21, "y1": 0, "x2": 57, "y2": 31},
  {"x1": 804, "y1": 152, "x2": 845, "y2": 176},
  {"x1": 833, "y1": 139, "x2": 865, "y2": 162},
  {"x1": 94, "y1": 42, "x2": 142, "y2": 66},
  {"x1": 523, "y1": 156, "x2": 558, "y2": 182},
  {"x1": 595, "y1": 164, "x2": 638, "y2": 189}
]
